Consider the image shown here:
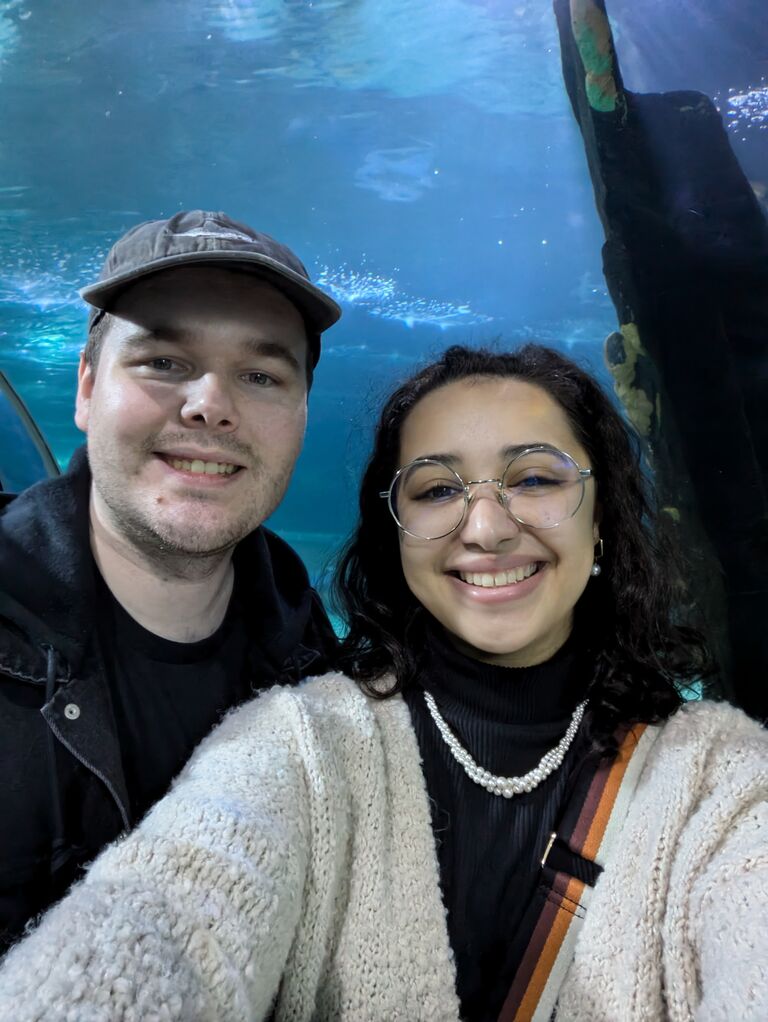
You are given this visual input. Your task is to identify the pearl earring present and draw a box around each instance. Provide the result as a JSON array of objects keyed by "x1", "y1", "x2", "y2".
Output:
[{"x1": 591, "y1": 537, "x2": 604, "y2": 577}]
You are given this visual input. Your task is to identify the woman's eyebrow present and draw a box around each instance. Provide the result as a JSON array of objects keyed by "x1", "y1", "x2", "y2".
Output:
[
  {"x1": 414, "y1": 444, "x2": 544, "y2": 466},
  {"x1": 416, "y1": 452, "x2": 460, "y2": 466},
  {"x1": 500, "y1": 443, "x2": 544, "y2": 460}
]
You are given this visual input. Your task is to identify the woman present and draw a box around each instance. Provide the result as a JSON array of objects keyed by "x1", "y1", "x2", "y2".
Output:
[{"x1": 0, "y1": 345, "x2": 765, "y2": 1021}]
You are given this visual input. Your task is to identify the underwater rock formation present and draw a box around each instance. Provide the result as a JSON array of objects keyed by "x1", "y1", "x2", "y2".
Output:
[{"x1": 555, "y1": 0, "x2": 768, "y2": 718}]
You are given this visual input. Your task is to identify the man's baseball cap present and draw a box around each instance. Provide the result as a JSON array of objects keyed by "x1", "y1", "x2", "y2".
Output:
[{"x1": 79, "y1": 210, "x2": 341, "y2": 366}]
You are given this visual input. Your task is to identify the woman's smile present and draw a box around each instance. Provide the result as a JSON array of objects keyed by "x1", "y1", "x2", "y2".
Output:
[
  {"x1": 453, "y1": 561, "x2": 540, "y2": 587},
  {"x1": 448, "y1": 558, "x2": 546, "y2": 594}
]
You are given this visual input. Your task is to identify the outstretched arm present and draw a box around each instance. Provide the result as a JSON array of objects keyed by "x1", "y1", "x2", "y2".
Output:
[
  {"x1": 691, "y1": 796, "x2": 768, "y2": 1022},
  {"x1": 0, "y1": 687, "x2": 313, "y2": 1022}
]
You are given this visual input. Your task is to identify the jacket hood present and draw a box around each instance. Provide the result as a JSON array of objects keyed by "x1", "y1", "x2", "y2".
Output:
[{"x1": 0, "y1": 445, "x2": 323, "y2": 681}]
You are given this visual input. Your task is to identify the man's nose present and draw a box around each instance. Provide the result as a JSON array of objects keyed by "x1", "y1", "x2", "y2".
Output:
[
  {"x1": 179, "y1": 373, "x2": 239, "y2": 432},
  {"x1": 458, "y1": 486, "x2": 522, "y2": 548}
]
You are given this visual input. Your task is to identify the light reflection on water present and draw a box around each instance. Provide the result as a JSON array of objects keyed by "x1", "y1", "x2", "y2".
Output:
[
  {"x1": 317, "y1": 264, "x2": 493, "y2": 330},
  {"x1": 719, "y1": 82, "x2": 768, "y2": 134},
  {"x1": 202, "y1": 0, "x2": 561, "y2": 116}
]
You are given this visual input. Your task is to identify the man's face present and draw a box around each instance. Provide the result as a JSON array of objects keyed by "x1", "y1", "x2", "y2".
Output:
[{"x1": 75, "y1": 266, "x2": 310, "y2": 559}]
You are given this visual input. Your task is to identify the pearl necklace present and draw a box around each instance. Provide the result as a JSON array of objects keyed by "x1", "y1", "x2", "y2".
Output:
[{"x1": 423, "y1": 692, "x2": 588, "y2": 798}]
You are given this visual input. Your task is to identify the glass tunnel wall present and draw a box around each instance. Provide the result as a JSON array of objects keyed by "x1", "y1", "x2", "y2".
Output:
[{"x1": 0, "y1": 0, "x2": 765, "y2": 707}]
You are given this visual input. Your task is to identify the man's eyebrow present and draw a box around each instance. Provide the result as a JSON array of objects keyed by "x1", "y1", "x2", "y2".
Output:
[
  {"x1": 121, "y1": 326, "x2": 186, "y2": 345},
  {"x1": 241, "y1": 339, "x2": 302, "y2": 375}
]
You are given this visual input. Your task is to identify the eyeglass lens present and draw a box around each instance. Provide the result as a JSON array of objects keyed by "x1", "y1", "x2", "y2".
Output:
[{"x1": 390, "y1": 450, "x2": 585, "y2": 539}]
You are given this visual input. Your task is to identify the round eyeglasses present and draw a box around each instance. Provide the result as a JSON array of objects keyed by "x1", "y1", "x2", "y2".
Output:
[{"x1": 379, "y1": 444, "x2": 593, "y2": 540}]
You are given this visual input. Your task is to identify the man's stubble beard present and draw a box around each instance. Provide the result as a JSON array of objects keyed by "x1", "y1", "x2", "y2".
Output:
[{"x1": 88, "y1": 433, "x2": 292, "y2": 576}]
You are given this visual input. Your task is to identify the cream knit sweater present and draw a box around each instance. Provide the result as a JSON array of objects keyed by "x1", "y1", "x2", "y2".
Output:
[{"x1": 0, "y1": 674, "x2": 765, "y2": 1021}]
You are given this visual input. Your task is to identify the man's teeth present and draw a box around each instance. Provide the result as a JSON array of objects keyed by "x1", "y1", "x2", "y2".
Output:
[
  {"x1": 458, "y1": 564, "x2": 539, "y2": 587},
  {"x1": 169, "y1": 458, "x2": 238, "y2": 475}
]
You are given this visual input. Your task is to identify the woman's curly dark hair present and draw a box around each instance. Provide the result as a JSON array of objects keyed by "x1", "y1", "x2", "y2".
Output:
[{"x1": 332, "y1": 343, "x2": 713, "y2": 755}]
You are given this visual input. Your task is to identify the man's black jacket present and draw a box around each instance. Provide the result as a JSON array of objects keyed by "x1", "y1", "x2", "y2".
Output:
[{"x1": 0, "y1": 447, "x2": 337, "y2": 953}]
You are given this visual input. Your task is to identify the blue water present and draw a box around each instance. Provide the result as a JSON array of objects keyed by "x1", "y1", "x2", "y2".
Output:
[{"x1": 0, "y1": 0, "x2": 765, "y2": 583}]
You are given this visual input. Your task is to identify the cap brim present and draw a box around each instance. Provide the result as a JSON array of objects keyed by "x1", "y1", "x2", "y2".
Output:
[{"x1": 79, "y1": 250, "x2": 341, "y2": 333}]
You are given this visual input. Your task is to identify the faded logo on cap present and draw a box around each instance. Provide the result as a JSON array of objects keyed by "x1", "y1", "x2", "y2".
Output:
[{"x1": 175, "y1": 226, "x2": 255, "y2": 242}]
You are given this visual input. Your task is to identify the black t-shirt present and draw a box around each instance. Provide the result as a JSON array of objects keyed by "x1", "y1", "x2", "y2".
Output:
[{"x1": 96, "y1": 575, "x2": 254, "y2": 823}]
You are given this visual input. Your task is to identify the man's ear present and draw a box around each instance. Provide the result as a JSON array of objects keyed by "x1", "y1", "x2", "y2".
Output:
[{"x1": 74, "y1": 351, "x2": 94, "y2": 433}]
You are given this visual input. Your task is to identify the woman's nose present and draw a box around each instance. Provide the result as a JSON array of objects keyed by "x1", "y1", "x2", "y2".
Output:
[
  {"x1": 457, "y1": 485, "x2": 522, "y2": 548},
  {"x1": 179, "y1": 373, "x2": 239, "y2": 432}
]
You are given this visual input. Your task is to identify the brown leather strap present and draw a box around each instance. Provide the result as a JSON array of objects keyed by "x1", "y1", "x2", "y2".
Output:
[{"x1": 497, "y1": 723, "x2": 656, "y2": 1022}]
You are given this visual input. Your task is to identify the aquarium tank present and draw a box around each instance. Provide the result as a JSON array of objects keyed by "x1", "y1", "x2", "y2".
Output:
[{"x1": 0, "y1": 0, "x2": 765, "y2": 713}]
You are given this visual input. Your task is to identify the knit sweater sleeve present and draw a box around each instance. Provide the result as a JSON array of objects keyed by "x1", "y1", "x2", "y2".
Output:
[
  {"x1": 0, "y1": 685, "x2": 316, "y2": 1022},
  {"x1": 692, "y1": 798, "x2": 768, "y2": 1020},
  {"x1": 686, "y1": 716, "x2": 768, "y2": 1021}
]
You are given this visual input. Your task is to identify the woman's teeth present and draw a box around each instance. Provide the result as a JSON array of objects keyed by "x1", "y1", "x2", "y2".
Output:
[
  {"x1": 458, "y1": 563, "x2": 539, "y2": 588},
  {"x1": 169, "y1": 458, "x2": 238, "y2": 475}
]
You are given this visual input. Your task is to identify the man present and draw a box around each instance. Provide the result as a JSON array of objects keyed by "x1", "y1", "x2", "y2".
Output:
[{"x1": 0, "y1": 210, "x2": 341, "y2": 952}]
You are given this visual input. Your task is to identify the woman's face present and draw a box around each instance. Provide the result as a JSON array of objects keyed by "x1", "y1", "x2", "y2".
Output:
[{"x1": 396, "y1": 376, "x2": 599, "y2": 667}]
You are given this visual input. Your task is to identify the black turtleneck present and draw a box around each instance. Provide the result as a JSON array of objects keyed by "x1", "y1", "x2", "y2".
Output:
[{"x1": 402, "y1": 623, "x2": 592, "y2": 1022}]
